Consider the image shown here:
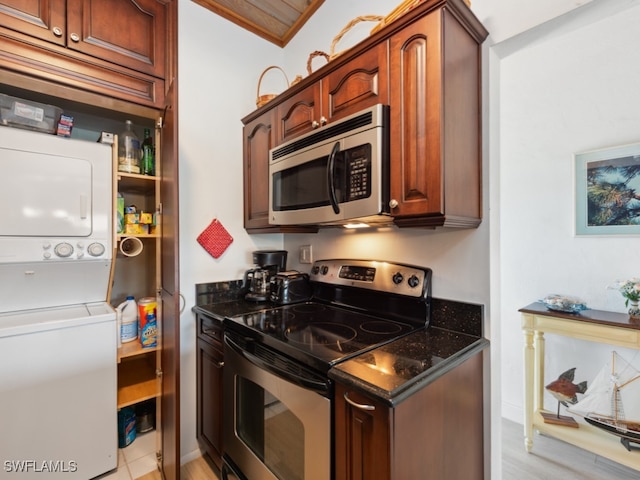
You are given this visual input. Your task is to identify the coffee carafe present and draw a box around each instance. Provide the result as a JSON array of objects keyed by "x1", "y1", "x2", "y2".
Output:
[{"x1": 244, "y1": 250, "x2": 287, "y2": 301}]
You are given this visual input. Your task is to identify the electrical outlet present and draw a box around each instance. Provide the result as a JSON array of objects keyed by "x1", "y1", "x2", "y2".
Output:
[{"x1": 299, "y1": 245, "x2": 312, "y2": 264}]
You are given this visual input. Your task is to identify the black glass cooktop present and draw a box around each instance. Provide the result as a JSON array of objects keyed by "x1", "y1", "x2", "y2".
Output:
[{"x1": 224, "y1": 301, "x2": 417, "y2": 373}]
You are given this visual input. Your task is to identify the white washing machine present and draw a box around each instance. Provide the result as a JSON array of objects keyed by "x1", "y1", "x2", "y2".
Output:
[{"x1": 0, "y1": 303, "x2": 117, "y2": 479}]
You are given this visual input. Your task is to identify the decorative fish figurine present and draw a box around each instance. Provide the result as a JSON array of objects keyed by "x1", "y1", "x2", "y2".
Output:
[{"x1": 545, "y1": 367, "x2": 587, "y2": 407}]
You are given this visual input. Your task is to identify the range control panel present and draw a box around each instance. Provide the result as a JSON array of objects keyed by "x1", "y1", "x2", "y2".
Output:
[{"x1": 309, "y1": 259, "x2": 431, "y2": 298}]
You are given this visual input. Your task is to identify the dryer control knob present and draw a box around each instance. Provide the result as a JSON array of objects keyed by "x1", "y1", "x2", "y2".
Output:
[
  {"x1": 87, "y1": 243, "x2": 106, "y2": 257},
  {"x1": 54, "y1": 242, "x2": 74, "y2": 258}
]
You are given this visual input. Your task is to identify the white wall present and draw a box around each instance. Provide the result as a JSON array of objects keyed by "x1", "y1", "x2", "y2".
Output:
[
  {"x1": 177, "y1": 1, "x2": 286, "y2": 461},
  {"x1": 497, "y1": 0, "x2": 640, "y2": 426}
]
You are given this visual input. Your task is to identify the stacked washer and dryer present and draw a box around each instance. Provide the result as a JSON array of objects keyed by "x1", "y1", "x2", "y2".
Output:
[{"x1": 0, "y1": 127, "x2": 118, "y2": 478}]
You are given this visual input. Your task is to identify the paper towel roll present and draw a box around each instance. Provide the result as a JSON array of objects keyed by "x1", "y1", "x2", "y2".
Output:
[{"x1": 119, "y1": 236, "x2": 144, "y2": 257}]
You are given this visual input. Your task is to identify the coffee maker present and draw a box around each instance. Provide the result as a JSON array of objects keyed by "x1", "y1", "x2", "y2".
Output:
[{"x1": 243, "y1": 250, "x2": 288, "y2": 301}]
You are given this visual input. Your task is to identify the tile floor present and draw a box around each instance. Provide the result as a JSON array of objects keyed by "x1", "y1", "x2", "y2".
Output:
[{"x1": 98, "y1": 431, "x2": 158, "y2": 480}]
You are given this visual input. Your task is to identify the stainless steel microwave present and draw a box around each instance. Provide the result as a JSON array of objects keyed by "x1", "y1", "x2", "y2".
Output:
[{"x1": 268, "y1": 104, "x2": 391, "y2": 227}]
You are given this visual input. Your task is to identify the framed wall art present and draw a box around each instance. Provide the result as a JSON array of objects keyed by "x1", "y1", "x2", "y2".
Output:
[{"x1": 575, "y1": 142, "x2": 640, "y2": 235}]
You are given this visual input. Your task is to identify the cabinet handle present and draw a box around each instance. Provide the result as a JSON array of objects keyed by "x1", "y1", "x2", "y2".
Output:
[
  {"x1": 389, "y1": 199, "x2": 399, "y2": 209},
  {"x1": 312, "y1": 120, "x2": 320, "y2": 129},
  {"x1": 52, "y1": 27, "x2": 63, "y2": 37},
  {"x1": 319, "y1": 116, "x2": 327, "y2": 126},
  {"x1": 70, "y1": 32, "x2": 80, "y2": 42},
  {"x1": 344, "y1": 392, "x2": 375, "y2": 411}
]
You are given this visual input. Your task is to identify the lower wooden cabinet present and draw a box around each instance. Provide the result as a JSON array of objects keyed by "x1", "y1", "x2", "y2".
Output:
[
  {"x1": 334, "y1": 352, "x2": 484, "y2": 480},
  {"x1": 196, "y1": 314, "x2": 224, "y2": 470},
  {"x1": 334, "y1": 384, "x2": 391, "y2": 480}
]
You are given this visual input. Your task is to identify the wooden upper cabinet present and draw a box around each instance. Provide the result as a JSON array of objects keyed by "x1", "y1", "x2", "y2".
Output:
[
  {"x1": 388, "y1": 7, "x2": 484, "y2": 228},
  {"x1": 0, "y1": 0, "x2": 165, "y2": 78},
  {"x1": 67, "y1": 0, "x2": 166, "y2": 79},
  {"x1": 277, "y1": 82, "x2": 321, "y2": 145},
  {"x1": 322, "y1": 43, "x2": 388, "y2": 124},
  {"x1": 242, "y1": 0, "x2": 487, "y2": 233},
  {"x1": 243, "y1": 110, "x2": 276, "y2": 231},
  {"x1": 0, "y1": 0, "x2": 167, "y2": 108},
  {"x1": 277, "y1": 43, "x2": 388, "y2": 145},
  {"x1": 243, "y1": 109, "x2": 318, "y2": 233},
  {"x1": 0, "y1": 0, "x2": 67, "y2": 46}
]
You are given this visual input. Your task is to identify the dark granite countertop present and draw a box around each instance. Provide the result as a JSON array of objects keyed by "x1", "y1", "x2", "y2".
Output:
[
  {"x1": 192, "y1": 279, "x2": 275, "y2": 321},
  {"x1": 192, "y1": 300, "x2": 274, "y2": 321},
  {"x1": 329, "y1": 327, "x2": 488, "y2": 406}
]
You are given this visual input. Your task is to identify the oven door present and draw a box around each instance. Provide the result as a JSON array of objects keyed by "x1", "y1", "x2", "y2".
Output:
[{"x1": 223, "y1": 332, "x2": 331, "y2": 480}]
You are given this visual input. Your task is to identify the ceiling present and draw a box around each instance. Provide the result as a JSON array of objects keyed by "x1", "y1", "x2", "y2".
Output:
[{"x1": 191, "y1": 0, "x2": 325, "y2": 47}]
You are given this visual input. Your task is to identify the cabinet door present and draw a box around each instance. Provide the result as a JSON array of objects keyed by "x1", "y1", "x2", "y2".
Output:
[
  {"x1": 243, "y1": 109, "x2": 276, "y2": 231},
  {"x1": 334, "y1": 383, "x2": 390, "y2": 480},
  {"x1": 197, "y1": 338, "x2": 224, "y2": 469},
  {"x1": 277, "y1": 82, "x2": 321, "y2": 144},
  {"x1": 323, "y1": 42, "x2": 388, "y2": 124},
  {"x1": 0, "y1": 0, "x2": 66, "y2": 46},
  {"x1": 67, "y1": 0, "x2": 166, "y2": 78},
  {"x1": 388, "y1": 13, "x2": 444, "y2": 219},
  {"x1": 159, "y1": 20, "x2": 180, "y2": 477}
]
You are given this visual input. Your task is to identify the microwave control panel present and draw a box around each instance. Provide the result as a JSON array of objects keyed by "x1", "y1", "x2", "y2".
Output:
[{"x1": 345, "y1": 144, "x2": 372, "y2": 201}]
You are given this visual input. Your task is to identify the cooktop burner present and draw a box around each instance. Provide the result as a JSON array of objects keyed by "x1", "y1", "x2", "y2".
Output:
[
  {"x1": 224, "y1": 259, "x2": 432, "y2": 374},
  {"x1": 225, "y1": 301, "x2": 417, "y2": 372},
  {"x1": 285, "y1": 322, "x2": 358, "y2": 346}
]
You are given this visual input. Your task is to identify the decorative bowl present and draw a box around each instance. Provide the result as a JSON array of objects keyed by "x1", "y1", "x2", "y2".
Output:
[{"x1": 541, "y1": 294, "x2": 588, "y2": 313}]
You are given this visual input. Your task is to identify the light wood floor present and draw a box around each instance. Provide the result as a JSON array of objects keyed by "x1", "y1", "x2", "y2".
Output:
[
  {"x1": 135, "y1": 455, "x2": 218, "y2": 480},
  {"x1": 502, "y1": 417, "x2": 639, "y2": 479},
  {"x1": 138, "y1": 418, "x2": 640, "y2": 479}
]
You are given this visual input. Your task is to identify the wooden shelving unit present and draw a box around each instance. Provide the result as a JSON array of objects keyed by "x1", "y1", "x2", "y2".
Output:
[{"x1": 111, "y1": 128, "x2": 162, "y2": 413}]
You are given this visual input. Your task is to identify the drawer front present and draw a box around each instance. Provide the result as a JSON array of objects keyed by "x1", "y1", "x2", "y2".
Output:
[{"x1": 198, "y1": 314, "x2": 223, "y2": 347}]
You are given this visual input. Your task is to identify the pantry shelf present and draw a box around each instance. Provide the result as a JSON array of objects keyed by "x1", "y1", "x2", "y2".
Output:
[{"x1": 117, "y1": 354, "x2": 159, "y2": 409}]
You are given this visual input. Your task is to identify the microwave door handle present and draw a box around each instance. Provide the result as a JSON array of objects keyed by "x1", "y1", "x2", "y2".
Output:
[{"x1": 327, "y1": 142, "x2": 341, "y2": 214}]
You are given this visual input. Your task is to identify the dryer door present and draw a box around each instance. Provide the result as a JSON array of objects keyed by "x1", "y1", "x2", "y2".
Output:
[{"x1": 0, "y1": 150, "x2": 93, "y2": 237}]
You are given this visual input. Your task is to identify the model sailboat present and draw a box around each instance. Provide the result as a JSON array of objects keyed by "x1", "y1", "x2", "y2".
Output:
[{"x1": 568, "y1": 351, "x2": 640, "y2": 451}]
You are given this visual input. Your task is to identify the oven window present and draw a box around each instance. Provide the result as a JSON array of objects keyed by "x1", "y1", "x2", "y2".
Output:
[{"x1": 236, "y1": 377, "x2": 304, "y2": 480}]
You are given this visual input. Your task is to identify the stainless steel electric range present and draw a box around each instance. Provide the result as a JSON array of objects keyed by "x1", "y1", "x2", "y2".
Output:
[{"x1": 222, "y1": 259, "x2": 432, "y2": 480}]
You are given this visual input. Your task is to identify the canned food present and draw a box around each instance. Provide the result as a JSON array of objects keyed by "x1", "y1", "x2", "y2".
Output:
[{"x1": 138, "y1": 297, "x2": 157, "y2": 348}]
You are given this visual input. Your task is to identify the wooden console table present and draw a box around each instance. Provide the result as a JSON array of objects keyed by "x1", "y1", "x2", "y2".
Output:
[{"x1": 519, "y1": 302, "x2": 640, "y2": 471}]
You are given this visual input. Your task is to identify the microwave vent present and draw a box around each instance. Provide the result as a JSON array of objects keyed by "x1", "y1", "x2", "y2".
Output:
[{"x1": 271, "y1": 110, "x2": 374, "y2": 160}]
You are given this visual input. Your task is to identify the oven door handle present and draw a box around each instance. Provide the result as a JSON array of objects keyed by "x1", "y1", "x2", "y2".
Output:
[
  {"x1": 327, "y1": 141, "x2": 341, "y2": 214},
  {"x1": 225, "y1": 335, "x2": 330, "y2": 395}
]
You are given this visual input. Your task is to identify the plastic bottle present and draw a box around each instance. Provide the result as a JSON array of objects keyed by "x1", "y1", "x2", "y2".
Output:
[
  {"x1": 141, "y1": 128, "x2": 155, "y2": 176},
  {"x1": 118, "y1": 296, "x2": 138, "y2": 343},
  {"x1": 118, "y1": 120, "x2": 141, "y2": 174}
]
